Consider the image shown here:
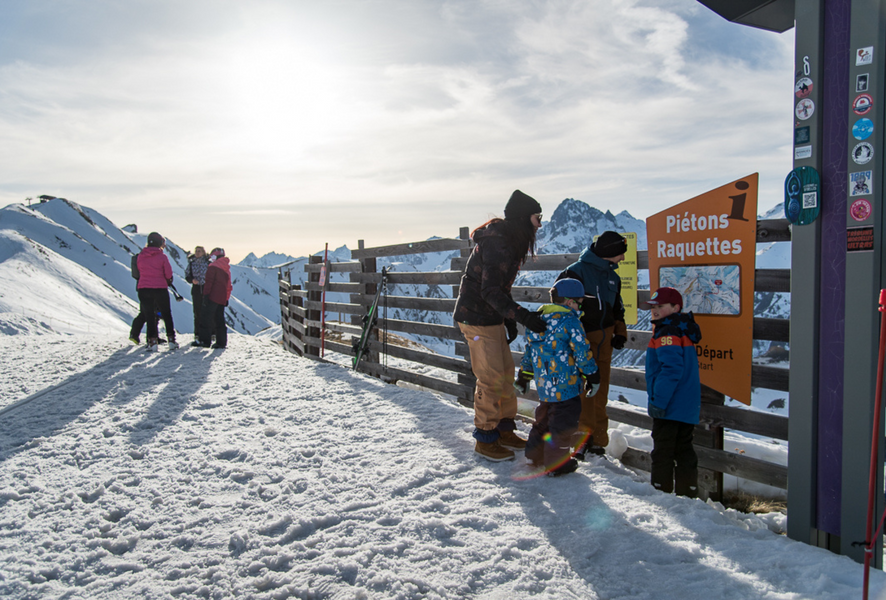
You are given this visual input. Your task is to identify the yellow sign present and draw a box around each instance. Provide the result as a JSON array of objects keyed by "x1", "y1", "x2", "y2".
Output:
[
  {"x1": 645, "y1": 174, "x2": 758, "y2": 404},
  {"x1": 620, "y1": 233, "x2": 638, "y2": 325}
]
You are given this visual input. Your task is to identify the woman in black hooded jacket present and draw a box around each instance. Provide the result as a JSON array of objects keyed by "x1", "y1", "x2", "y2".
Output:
[{"x1": 453, "y1": 190, "x2": 547, "y2": 462}]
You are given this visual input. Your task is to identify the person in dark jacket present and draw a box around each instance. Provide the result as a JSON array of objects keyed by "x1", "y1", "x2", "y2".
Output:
[
  {"x1": 192, "y1": 248, "x2": 232, "y2": 349},
  {"x1": 184, "y1": 246, "x2": 210, "y2": 335},
  {"x1": 136, "y1": 232, "x2": 178, "y2": 351},
  {"x1": 642, "y1": 287, "x2": 702, "y2": 498},
  {"x1": 453, "y1": 190, "x2": 547, "y2": 462},
  {"x1": 557, "y1": 230, "x2": 628, "y2": 458}
]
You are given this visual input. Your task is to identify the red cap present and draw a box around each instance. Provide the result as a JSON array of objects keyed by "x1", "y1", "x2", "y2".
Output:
[{"x1": 640, "y1": 287, "x2": 683, "y2": 309}]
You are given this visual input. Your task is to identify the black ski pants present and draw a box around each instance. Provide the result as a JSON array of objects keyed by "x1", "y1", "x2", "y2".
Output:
[
  {"x1": 190, "y1": 284, "x2": 203, "y2": 334},
  {"x1": 525, "y1": 396, "x2": 582, "y2": 469},
  {"x1": 198, "y1": 298, "x2": 227, "y2": 347},
  {"x1": 651, "y1": 418, "x2": 698, "y2": 497},
  {"x1": 137, "y1": 288, "x2": 175, "y2": 342}
]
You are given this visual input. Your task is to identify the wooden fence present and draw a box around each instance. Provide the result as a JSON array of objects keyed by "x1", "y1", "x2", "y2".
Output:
[{"x1": 279, "y1": 219, "x2": 791, "y2": 501}]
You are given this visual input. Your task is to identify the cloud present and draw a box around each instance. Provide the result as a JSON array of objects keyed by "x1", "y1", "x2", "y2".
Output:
[{"x1": 0, "y1": 0, "x2": 794, "y2": 259}]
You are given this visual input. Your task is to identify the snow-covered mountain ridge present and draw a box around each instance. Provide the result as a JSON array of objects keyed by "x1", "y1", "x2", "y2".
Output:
[
  {"x1": 0, "y1": 197, "x2": 788, "y2": 343},
  {"x1": 0, "y1": 199, "x2": 275, "y2": 336}
]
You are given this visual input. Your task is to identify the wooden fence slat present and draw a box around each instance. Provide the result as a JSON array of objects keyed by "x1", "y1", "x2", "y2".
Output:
[
  {"x1": 345, "y1": 295, "x2": 456, "y2": 313},
  {"x1": 304, "y1": 300, "x2": 365, "y2": 315},
  {"x1": 751, "y1": 365, "x2": 789, "y2": 392},
  {"x1": 304, "y1": 261, "x2": 363, "y2": 273},
  {"x1": 365, "y1": 340, "x2": 473, "y2": 375},
  {"x1": 606, "y1": 399, "x2": 789, "y2": 441},
  {"x1": 619, "y1": 445, "x2": 787, "y2": 489},
  {"x1": 303, "y1": 282, "x2": 365, "y2": 294},
  {"x1": 378, "y1": 318, "x2": 464, "y2": 342},
  {"x1": 359, "y1": 362, "x2": 474, "y2": 398},
  {"x1": 351, "y1": 238, "x2": 472, "y2": 260},
  {"x1": 351, "y1": 271, "x2": 463, "y2": 286}
]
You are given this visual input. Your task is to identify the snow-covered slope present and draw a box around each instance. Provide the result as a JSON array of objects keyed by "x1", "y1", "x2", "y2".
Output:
[
  {"x1": 0, "y1": 334, "x2": 877, "y2": 599},
  {"x1": 0, "y1": 230, "x2": 136, "y2": 335},
  {"x1": 0, "y1": 199, "x2": 274, "y2": 336}
]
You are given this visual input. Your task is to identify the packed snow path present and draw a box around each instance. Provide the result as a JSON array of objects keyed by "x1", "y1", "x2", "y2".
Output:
[{"x1": 0, "y1": 334, "x2": 882, "y2": 599}]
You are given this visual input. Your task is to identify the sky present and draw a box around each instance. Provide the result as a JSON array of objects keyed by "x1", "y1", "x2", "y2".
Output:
[
  {"x1": 0, "y1": 0, "x2": 795, "y2": 262},
  {"x1": 1, "y1": 332, "x2": 882, "y2": 599}
]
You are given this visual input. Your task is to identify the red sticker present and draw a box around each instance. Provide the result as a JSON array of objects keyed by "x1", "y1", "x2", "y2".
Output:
[{"x1": 853, "y1": 94, "x2": 873, "y2": 115}]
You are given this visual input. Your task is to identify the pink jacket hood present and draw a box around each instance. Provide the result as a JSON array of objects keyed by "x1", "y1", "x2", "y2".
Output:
[{"x1": 136, "y1": 247, "x2": 173, "y2": 289}]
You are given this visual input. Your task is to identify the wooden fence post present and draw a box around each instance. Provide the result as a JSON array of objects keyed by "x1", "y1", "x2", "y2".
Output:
[
  {"x1": 305, "y1": 255, "x2": 322, "y2": 358},
  {"x1": 290, "y1": 284, "x2": 304, "y2": 356},
  {"x1": 278, "y1": 271, "x2": 291, "y2": 350},
  {"x1": 698, "y1": 387, "x2": 726, "y2": 502},
  {"x1": 452, "y1": 226, "x2": 475, "y2": 407}
]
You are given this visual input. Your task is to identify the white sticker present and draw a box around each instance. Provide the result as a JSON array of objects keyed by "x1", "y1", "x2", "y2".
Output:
[
  {"x1": 795, "y1": 99, "x2": 815, "y2": 120},
  {"x1": 850, "y1": 171, "x2": 873, "y2": 197},
  {"x1": 856, "y1": 46, "x2": 873, "y2": 66},
  {"x1": 852, "y1": 142, "x2": 874, "y2": 165},
  {"x1": 795, "y1": 145, "x2": 813, "y2": 160}
]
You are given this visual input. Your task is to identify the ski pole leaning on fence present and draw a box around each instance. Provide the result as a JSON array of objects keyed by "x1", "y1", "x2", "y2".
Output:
[
  {"x1": 352, "y1": 267, "x2": 388, "y2": 370},
  {"x1": 862, "y1": 289, "x2": 886, "y2": 600}
]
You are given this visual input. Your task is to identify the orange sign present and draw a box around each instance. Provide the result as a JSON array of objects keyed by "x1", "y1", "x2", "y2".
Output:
[{"x1": 645, "y1": 174, "x2": 758, "y2": 404}]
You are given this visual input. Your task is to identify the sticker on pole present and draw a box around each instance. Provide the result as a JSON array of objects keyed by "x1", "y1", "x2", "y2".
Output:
[{"x1": 784, "y1": 166, "x2": 821, "y2": 225}]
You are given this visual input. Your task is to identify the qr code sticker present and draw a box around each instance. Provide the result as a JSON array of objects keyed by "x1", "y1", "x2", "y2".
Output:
[{"x1": 803, "y1": 192, "x2": 818, "y2": 209}]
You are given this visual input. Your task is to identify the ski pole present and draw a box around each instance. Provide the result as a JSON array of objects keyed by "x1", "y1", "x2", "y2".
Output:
[
  {"x1": 863, "y1": 289, "x2": 886, "y2": 600},
  {"x1": 169, "y1": 283, "x2": 184, "y2": 302}
]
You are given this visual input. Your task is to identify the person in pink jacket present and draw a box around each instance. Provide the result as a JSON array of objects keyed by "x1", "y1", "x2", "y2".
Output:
[
  {"x1": 136, "y1": 232, "x2": 178, "y2": 351},
  {"x1": 192, "y1": 247, "x2": 232, "y2": 349}
]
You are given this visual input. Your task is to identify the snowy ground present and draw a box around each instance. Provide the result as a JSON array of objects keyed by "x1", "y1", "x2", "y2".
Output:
[{"x1": 0, "y1": 333, "x2": 884, "y2": 599}]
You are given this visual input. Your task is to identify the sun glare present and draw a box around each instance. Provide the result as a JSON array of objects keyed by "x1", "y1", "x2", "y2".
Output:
[{"x1": 216, "y1": 36, "x2": 360, "y2": 162}]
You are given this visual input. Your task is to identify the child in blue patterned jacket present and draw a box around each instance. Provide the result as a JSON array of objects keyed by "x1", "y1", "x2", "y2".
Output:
[{"x1": 515, "y1": 278, "x2": 600, "y2": 476}]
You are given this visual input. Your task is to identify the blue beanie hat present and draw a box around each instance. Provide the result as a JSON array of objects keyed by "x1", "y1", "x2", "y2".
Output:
[{"x1": 552, "y1": 278, "x2": 585, "y2": 299}]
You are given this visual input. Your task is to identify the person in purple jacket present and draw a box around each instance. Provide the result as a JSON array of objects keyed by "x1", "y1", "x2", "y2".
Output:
[{"x1": 136, "y1": 232, "x2": 178, "y2": 351}]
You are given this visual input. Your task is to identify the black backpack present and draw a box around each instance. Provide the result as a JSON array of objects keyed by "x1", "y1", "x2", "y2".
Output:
[{"x1": 131, "y1": 253, "x2": 140, "y2": 280}]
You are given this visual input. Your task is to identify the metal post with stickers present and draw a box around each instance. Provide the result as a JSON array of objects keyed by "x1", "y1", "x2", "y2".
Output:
[{"x1": 699, "y1": 0, "x2": 886, "y2": 566}]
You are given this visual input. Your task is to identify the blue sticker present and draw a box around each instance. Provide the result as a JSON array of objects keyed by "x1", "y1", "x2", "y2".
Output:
[
  {"x1": 853, "y1": 118, "x2": 874, "y2": 140},
  {"x1": 784, "y1": 166, "x2": 821, "y2": 225}
]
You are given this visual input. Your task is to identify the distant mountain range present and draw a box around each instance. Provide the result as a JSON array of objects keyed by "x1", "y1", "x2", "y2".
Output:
[{"x1": 0, "y1": 197, "x2": 788, "y2": 355}]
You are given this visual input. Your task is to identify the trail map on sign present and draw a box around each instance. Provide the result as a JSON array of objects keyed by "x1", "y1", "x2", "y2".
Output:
[{"x1": 659, "y1": 265, "x2": 741, "y2": 316}]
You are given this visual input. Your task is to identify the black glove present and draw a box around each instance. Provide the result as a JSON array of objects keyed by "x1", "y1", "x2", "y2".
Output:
[
  {"x1": 504, "y1": 319, "x2": 518, "y2": 344},
  {"x1": 585, "y1": 370, "x2": 601, "y2": 396},
  {"x1": 648, "y1": 403, "x2": 667, "y2": 420},
  {"x1": 514, "y1": 369, "x2": 533, "y2": 394},
  {"x1": 611, "y1": 334, "x2": 627, "y2": 350},
  {"x1": 516, "y1": 308, "x2": 546, "y2": 334}
]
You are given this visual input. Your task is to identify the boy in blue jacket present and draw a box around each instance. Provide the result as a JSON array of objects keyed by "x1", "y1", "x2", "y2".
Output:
[
  {"x1": 641, "y1": 287, "x2": 702, "y2": 498},
  {"x1": 515, "y1": 279, "x2": 600, "y2": 477}
]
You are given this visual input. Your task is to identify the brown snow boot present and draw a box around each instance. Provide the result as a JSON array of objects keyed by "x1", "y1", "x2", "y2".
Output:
[
  {"x1": 474, "y1": 440, "x2": 515, "y2": 462},
  {"x1": 498, "y1": 429, "x2": 527, "y2": 450}
]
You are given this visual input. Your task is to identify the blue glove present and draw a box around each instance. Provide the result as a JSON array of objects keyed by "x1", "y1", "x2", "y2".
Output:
[{"x1": 648, "y1": 403, "x2": 667, "y2": 420}]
